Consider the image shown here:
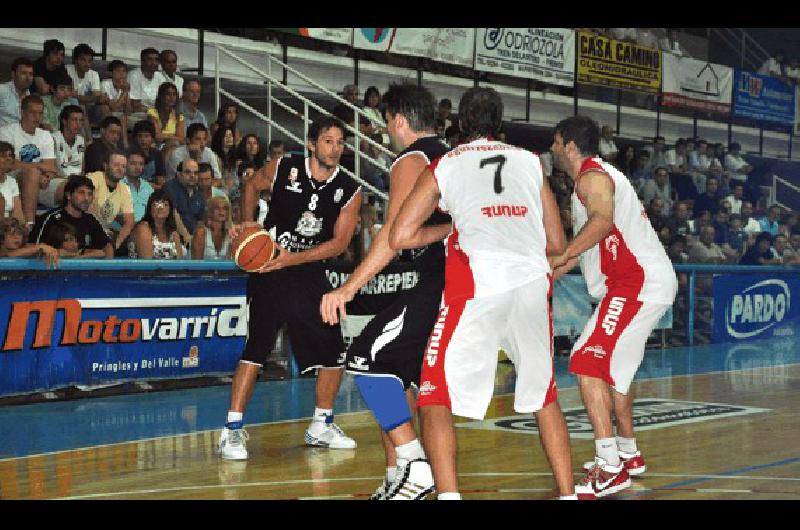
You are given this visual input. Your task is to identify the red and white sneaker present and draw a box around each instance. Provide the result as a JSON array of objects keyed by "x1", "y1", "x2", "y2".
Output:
[
  {"x1": 583, "y1": 450, "x2": 647, "y2": 476},
  {"x1": 574, "y1": 457, "x2": 631, "y2": 500}
]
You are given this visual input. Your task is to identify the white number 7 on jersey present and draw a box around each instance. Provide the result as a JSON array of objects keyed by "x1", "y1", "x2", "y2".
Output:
[{"x1": 480, "y1": 155, "x2": 506, "y2": 194}]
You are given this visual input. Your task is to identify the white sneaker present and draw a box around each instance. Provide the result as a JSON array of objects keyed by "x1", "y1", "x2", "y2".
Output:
[
  {"x1": 369, "y1": 477, "x2": 392, "y2": 500},
  {"x1": 385, "y1": 459, "x2": 435, "y2": 500},
  {"x1": 218, "y1": 427, "x2": 249, "y2": 460},
  {"x1": 304, "y1": 420, "x2": 357, "y2": 449}
]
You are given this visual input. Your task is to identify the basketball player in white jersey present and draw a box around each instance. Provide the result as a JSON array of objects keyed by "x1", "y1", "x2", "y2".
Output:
[
  {"x1": 389, "y1": 87, "x2": 576, "y2": 500},
  {"x1": 549, "y1": 116, "x2": 678, "y2": 499}
]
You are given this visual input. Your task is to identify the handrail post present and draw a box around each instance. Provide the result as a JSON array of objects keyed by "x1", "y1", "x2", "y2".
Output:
[
  {"x1": 267, "y1": 54, "x2": 272, "y2": 146},
  {"x1": 355, "y1": 111, "x2": 361, "y2": 180},
  {"x1": 303, "y1": 101, "x2": 309, "y2": 159},
  {"x1": 215, "y1": 47, "x2": 220, "y2": 119},
  {"x1": 687, "y1": 271, "x2": 696, "y2": 346}
]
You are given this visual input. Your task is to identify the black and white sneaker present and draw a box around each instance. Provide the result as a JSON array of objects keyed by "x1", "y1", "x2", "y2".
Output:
[
  {"x1": 369, "y1": 477, "x2": 392, "y2": 500},
  {"x1": 385, "y1": 459, "x2": 435, "y2": 500}
]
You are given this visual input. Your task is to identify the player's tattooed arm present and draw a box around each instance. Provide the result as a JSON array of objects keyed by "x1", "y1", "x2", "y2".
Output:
[{"x1": 389, "y1": 168, "x2": 447, "y2": 250}]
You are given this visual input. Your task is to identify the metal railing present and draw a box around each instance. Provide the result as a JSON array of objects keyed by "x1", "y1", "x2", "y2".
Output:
[
  {"x1": 710, "y1": 28, "x2": 771, "y2": 72},
  {"x1": 769, "y1": 174, "x2": 800, "y2": 212},
  {"x1": 214, "y1": 45, "x2": 390, "y2": 201}
]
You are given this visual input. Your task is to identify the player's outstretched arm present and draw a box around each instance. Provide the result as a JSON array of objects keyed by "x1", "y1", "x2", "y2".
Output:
[
  {"x1": 549, "y1": 170, "x2": 614, "y2": 271},
  {"x1": 388, "y1": 168, "x2": 444, "y2": 251}
]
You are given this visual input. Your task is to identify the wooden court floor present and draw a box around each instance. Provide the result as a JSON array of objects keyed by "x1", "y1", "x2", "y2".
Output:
[{"x1": 1, "y1": 360, "x2": 798, "y2": 500}]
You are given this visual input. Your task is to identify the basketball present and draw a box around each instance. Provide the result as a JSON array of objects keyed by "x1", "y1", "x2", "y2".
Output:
[{"x1": 232, "y1": 226, "x2": 277, "y2": 272}]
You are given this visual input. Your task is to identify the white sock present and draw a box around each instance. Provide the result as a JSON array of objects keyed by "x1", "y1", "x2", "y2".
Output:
[
  {"x1": 386, "y1": 466, "x2": 397, "y2": 483},
  {"x1": 438, "y1": 492, "x2": 462, "y2": 500},
  {"x1": 395, "y1": 439, "x2": 425, "y2": 462},
  {"x1": 559, "y1": 494, "x2": 578, "y2": 500},
  {"x1": 595, "y1": 437, "x2": 620, "y2": 466},
  {"x1": 617, "y1": 436, "x2": 637, "y2": 454},
  {"x1": 226, "y1": 411, "x2": 243, "y2": 425},
  {"x1": 313, "y1": 407, "x2": 332, "y2": 422}
]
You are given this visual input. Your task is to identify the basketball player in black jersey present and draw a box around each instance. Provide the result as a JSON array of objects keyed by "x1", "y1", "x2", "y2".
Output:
[
  {"x1": 218, "y1": 116, "x2": 363, "y2": 460},
  {"x1": 321, "y1": 84, "x2": 450, "y2": 500}
]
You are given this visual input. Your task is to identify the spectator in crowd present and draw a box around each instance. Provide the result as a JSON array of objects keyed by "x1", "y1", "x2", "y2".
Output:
[
  {"x1": 636, "y1": 28, "x2": 659, "y2": 49},
  {"x1": 784, "y1": 57, "x2": 800, "y2": 85},
  {"x1": 157, "y1": 50, "x2": 183, "y2": 97},
  {"x1": 0, "y1": 94, "x2": 57, "y2": 224},
  {"x1": 98, "y1": 60, "x2": 131, "y2": 130},
  {"x1": 436, "y1": 98, "x2": 454, "y2": 138},
  {"x1": 211, "y1": 124, "x2": 238, "y2": 180},
  {"x1": 740, "y1": 232, "x2": 778, "y2": 265},
  {"x1": 615, "y1": 144, "x2": 636, "y2": 175},
  {"x1": 724, "y1": 142, "x2": 753, "y2": 185},
  {"x1": 740, "y1": 201, "x2": 763, "y2": 235},
  {"x1": 649, "y1": 135, "x2": 668, "y2": 168},
  {"x1": 660, "y1": 29, "x2": 688, "y2": 57},
  {"x1": 147, "y1": 82, "x2": 184, "y2": 156},
  {"x1": 209, "y1": 102, "x2": 241, "y2": 147},
  {"x1": 191, "y1": 195, "x2": 232, "y2": 260},
  {"x1": 198, "y1": 162, "x2": 226, "y2": 202},
  {"x1": 87, "y1": 149, "x2": 134, "y2": 254},
  {"x1": 129, "y1": 47, "x2": 163, "y2": 114},
  {"x1": 0, "y1": 217, "x2": 59, "y2": 264},
  {"x1": 787, "y1": 233, "x2": 800, "y2": 264},
  {"x1": 129, "y1": 189, "x2": 184, "y2": 259},
  {"x1": 180, "y1": 78, "x2": 206, "y2": 130},
  {"x1": 235, "y1": 133, "x2": 267, "y2": 171},
  {"x1": 724, "y1": 182, "x2": 744, "y2": 214},
  {"x1": 758, "y1": 50, "x2": 785, "y2": 77},
  {"x1": 688, "y1": 225, "x2": 728, "y2": 264},
  {"x1": 599, "y1": 125, "x2": 618, "y2": 163},
  {"x1": 164, "y1": 158, "x2": 205, "y2": 241},
  {"x1": 66, "y1": 44, "x2": 104, "y2": 105},
  {"x1": 132, "y1": 120, "x2": 167, "y2": 188},
  {"x1": 665, "y1": 200, "x2": 692, "y2": 237},
  {"x1": 168, "y1": 123, "x2": 221, "y2": 180},
  {"x1": 359, "y1": 133, "x2": 391, "y2": 192},
  {"x1": 692, "y1": 176, "x2": 723, "y2": 218},
  {"x1": 646, "y1": 197, "x2": 667, "y2": 232},
  {"x1": 30, "y1": 174, "x2": 113, "y2": 258},
  {"x1": 50, "y1": 105, "x2": 85, "y2": 208},
  {"x1": 759, "y1": 205, "x2": 782, "y2": 236},
  {"x1": 0, "y1": 141, "x2": 24, "y2": 223},
  {"x1": 687, "y1": 139, "x2": 723, "y2": 194},
  {"x1": 772, "y1": 234, "x2": 795, "y2": 263},
  {"x1": 689, "y1": 209, "x2": 712, "y2": 235},
  {"x1": 40, "y1": 73, "x2": 73, "y2": 132},
  {"x1": 267, "y1": 139, "x2": 284, "y2": 161},
  {"x1": 0, "y1": 58, "x2": 34, "y2": 127},
  {"x1": 640, "y1": 165, "x2": 674, "y2": 216},
  {"x1": 32, "y1": 40, "x2": 69, "y2": 96},
  {"x1": 609, "y1": 28, "x2": 637, "y2": 42},
  {"x1": 629, "y1": 149, "x2": 652, "y2": 188},
  {"x1": 667, "y1": 234, "x2": 689, "y2": 264},
  {"x1": 362, "y1": 86, "x2": 386, "y2": 138},
  {"x1": 123, "y1": 147, "x2": 154, "y2": 223},
  {"x1": 39, "y1": 222, "x2": 79, "y2": 257},
  {"x1": 665, "y1": 138, "x2": 689, "y2": 174},
  {"x1": 84, "y1": 115, "x2": 123, "y2": 173},
  {"x1": 724, "y1": 214, "x2": 747, "y2": 256},
  {"x1": 444, "y1": 124, "x2": 462, "y2": 148}
]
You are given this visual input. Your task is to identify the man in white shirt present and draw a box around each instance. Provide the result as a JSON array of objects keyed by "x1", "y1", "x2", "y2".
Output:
[
  {"x1": 157, "y1": 49, "x2": 183, "y2": 97},
  {"x1": 0, "y1": 58, "x2": 34, "y2": 127},
  {"x1": 0, "y1": 94, "x2": 57, "y2": 224},
  {"x1": 599, "y1": 125, "x2": 618, "y2": 163},
  {"x1": 740, "y1": 201, "x2": 763, "y2": 234},
  {"x1": 687, "y1": 139, "x2": 723, "y2": 194},
  {"x1": 609, "y1": 28, "x2": 637, "y2": 42},
  {"x1": 665, "y1": 138, "x2": 689, "y2": 175},
  {"x1": 724, "y1": 183, "x2": 744, "y2": 214},
  {"x1": 167, "y1": 123, "x2": 222, "y2": 180},
  {"x1": 99, "y1": 60, "x2": 132, "y2": 126},
  {"x1": 758, "y1": 51, "x2": 785, "y2": 77},
  {"x1": 66, "y1": 44, "x2": 107, "y2": 108},
  {"x1": 129, "y1": 48, "x2": 162, "y2": 113},
  {"x1": 659, "y1": 29, "x2": 687, "y2": 57},
  {"x1": 48, "y1": 104, "x2": 86, "y2": 208},
  {"x1": 635, "y1": 28, "x2": 659, "y2": 50},
  {"x1": 724, "y1": 142, "x2": 753, "y2": 184},
  {"x1": 784, "y1": 57, "x2": 800, "y2": 84}
]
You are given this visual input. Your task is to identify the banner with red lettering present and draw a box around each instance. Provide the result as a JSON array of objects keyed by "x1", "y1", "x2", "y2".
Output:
[{"x1": 662, "y1": 54, "x2": 733, "y2": 114}]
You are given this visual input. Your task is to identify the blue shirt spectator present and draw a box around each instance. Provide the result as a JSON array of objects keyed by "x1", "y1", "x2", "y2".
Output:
[
  {"x1": 122, "y1": 148, "x2": 154, "y2": 223},
  {"x1": 179, "y1": 79, "x2": 207, "y2": 131},
  {"x1": 759, "y1": 206, "x2": 781, "y2": 236},
  {"x1": 0, "y1": 59, "x2": 34, "y2": 127},
  {"x1": 164, "y1": 159, "x2": 205, "y2": 236}
]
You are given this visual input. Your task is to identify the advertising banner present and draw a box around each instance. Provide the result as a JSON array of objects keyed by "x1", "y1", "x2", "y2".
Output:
[
  {"x1": 474, "y1": 28, "x2": 575, "y2": 86},
  {"x1": 662, "y1": 54, "x2": 733, "y2": 114},
  {"x1": 353, "y1": 28, "x2": 475, "y2": 67},
  {"x1": 576, "y1": 31, "x2": 661, "y2": 94},
  {"x1": 733, "y1": 70, "x2": 795, "y2": 125},
  {"x1": 713, "y1": 274, "x2": 799, "y2": 343},
  {"x1": 268, "y1": 28, "x2": 353, "y2": 45},
  {"x1": 0, "y1": 276, "x2": 248, "y2": 396}
]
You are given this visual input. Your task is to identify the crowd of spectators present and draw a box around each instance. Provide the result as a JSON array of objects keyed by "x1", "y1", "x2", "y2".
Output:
[{"x1": 759, "y1": 50, "x2": 800, "y2": 85}]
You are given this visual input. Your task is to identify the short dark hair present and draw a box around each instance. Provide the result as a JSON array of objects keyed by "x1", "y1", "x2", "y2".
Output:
[
  {"x1": 308, "y1": 116, "x2": 345, "y2": 143},
  {"x1": 140, "y1": 47, "x2": 160, "y2": 61},
  {"x1": 64, "y1": 175, "x2": 95, "y2": 196},
  {"x1": 553, "y1": 115, "x2": 600, "y2": 156},
  {"x1": 43, "y1": 39, "x2": 65, "y2": 56},
  {"x1": 52, "y1": 72, "x2": 73, "y2": 90},
  {"x1": 133, "y1": 119, "x2": 156, "y2": 138},
  {"x1": 439, "y1": 98, "x2": 452, "y2": 109},
  {"x1": 159, "y1": 49, "x2": 177, "y2": 62},
  {"x1": 637, "y1": 149, "x2": 650, "y2": 158},
  {"x1": 675, "y1": 138, "x2": 687, "y2": 147},
  {"x1": 268, "y1": 139, "x2": 284, "y2": 151},
  {"x1": 183, "y1": 77, "x2": 201, "y2": 90},
  {"x1": 177, "y1": 159, "x2": 199, "y2": 173},
  {"x1": 382, "y1": 83, "x2": 437, "y2": 133},
  {"x1": 11, "y1": 57, "x2": 33, "y2": 72},
  {"x1": 729, "y1": 213, "x2": 742, "y2": 223},
  {"x1": 186, "y1": 122, "x2": 208, "y2": 140},
  {"x1": 72, "y1": 44, "x2": 94, "y2": 63},
  {"x1": 458, "y1": 87, "x2": 504, "y2": 138},
  {"x1": 108, "y1": 59, "x2": 127, "y2": 72},
  {"x1": 697, "y1": 139, "x2": 708, "y2": 146},
  {"x1": 21, "y1": 94, "x2": 43, "y2": 111},
  {"x1": 107, "y1": 148, "x2": 126, "y2": 163},
  {"x1": 0, "y1": 140, "x2": 14, "y2": 158},
  {"x1": 58, "y1": 105, "x2": 83, "y2": 132},
  {"x1": 363, "y1": 85, "x2": 380, "y2": 107},
  {"x1": 127, "y1": 146, "x2": 147, "y2": 160},
  {"x1": 198, "y1": 162, "x2": 213, "y2": 175},
  {"x1": 444, "y1": 124, "x2": 461, "y2": 138},
  {"x1": 729, "y1": 142, "x2": 741, "y2": 151},
  {"x1": 100, "y1": 115, "x2": 122, "y2": 129}
]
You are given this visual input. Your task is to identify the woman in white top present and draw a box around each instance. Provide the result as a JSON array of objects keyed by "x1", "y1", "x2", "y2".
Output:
[
  {"x1": 0, "y1": 141, "x2": 25, "y2": 223},
  {"x1": 191, "y1": 195, "x2": 232, "y2": 260},
  {"x1": 129, "y1": 190, "x2": 183, "y2": 259},
  {"x1": 361, "y1": 86, "x2": 389, "y2": 144}
]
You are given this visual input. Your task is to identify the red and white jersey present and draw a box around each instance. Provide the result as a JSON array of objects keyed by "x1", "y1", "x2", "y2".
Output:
[
  {"x1": 430, "y1": 138, "x2": 550, "y2": 302},
  {"x1": 571, "y1": 157, "x2": 677, "y2": 304}
]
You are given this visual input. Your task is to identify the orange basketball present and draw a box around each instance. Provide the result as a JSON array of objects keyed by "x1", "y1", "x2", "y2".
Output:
[{"x1": 232, "y1": 226, "x2": 277, "y2": 272}]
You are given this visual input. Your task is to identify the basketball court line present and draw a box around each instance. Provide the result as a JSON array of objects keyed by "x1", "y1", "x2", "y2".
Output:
[{"x1": 2, "y1": 360, "x2": 798, "y2": 463}]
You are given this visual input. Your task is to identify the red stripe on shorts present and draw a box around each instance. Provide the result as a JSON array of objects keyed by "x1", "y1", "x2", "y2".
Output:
[
  {"x1": 416, "y1": 299, "x2": 467, "y2": 410},
  {"x1": 543, "y1": 274, "x2": 558, "y2": 407}
]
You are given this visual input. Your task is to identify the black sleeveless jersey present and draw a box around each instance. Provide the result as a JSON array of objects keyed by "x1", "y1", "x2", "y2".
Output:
[
  {"x1": 394, "y1": 136, "x2": 451, "y2": 273},
  {"x1": 264, "y1": 155, "x2": 361, "y2": 253}
]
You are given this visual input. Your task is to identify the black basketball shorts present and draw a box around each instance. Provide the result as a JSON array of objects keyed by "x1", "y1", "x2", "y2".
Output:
[
  {"x1": 345, "y1": 276, "x2": 444, "y2": 388},
  {"x1": 241, "y1": 262, "x2": 345, "y2": 373}
]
